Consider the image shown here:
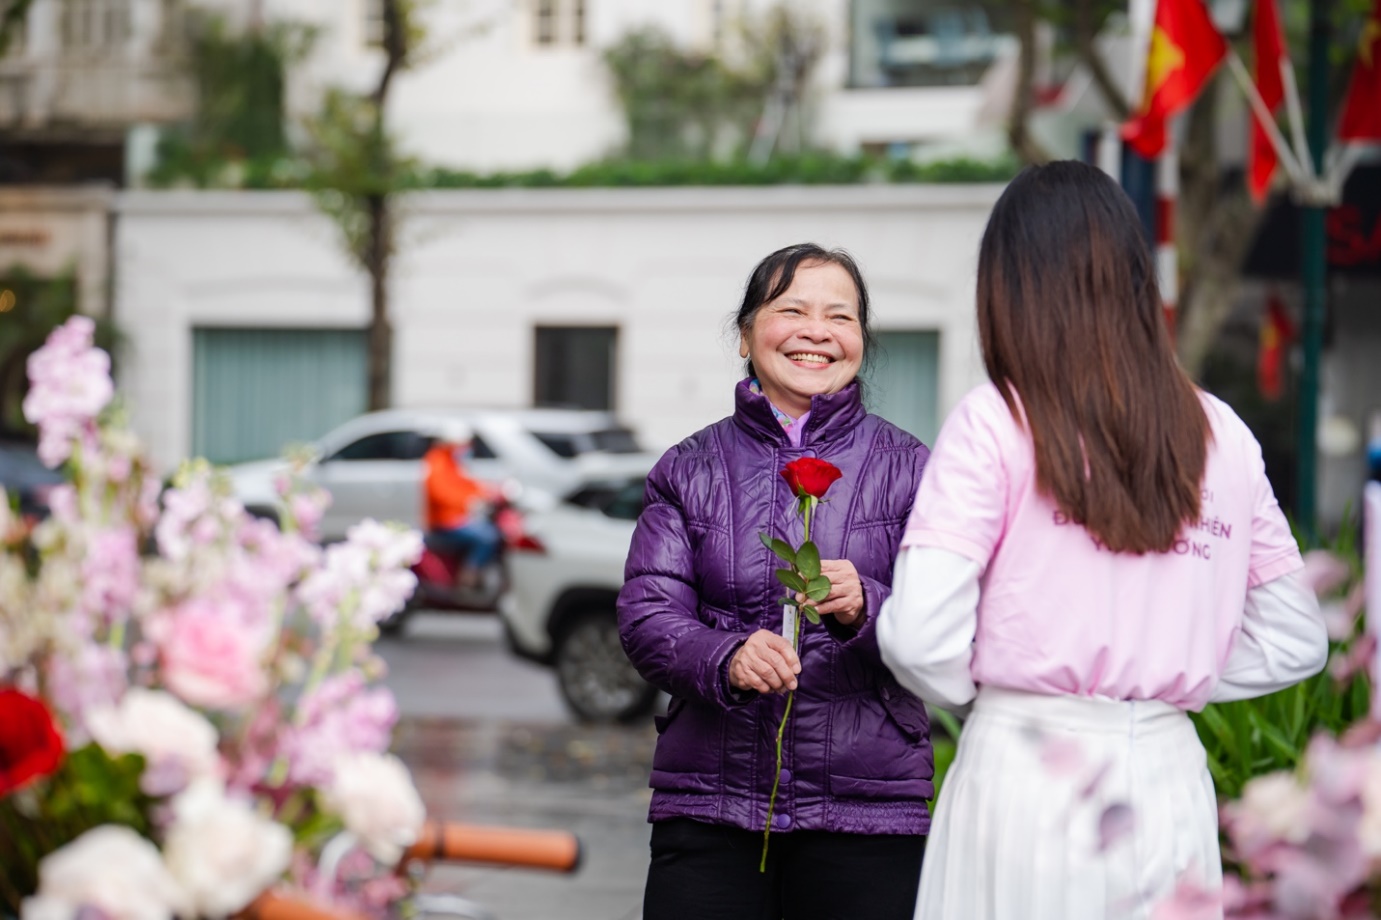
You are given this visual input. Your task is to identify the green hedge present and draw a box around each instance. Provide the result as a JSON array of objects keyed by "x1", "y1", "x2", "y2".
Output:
[
  {"x1": 182, "y1": 152, "x2": 1020, "y2": 191},
  {"x1": 421, "y1": 153, "x2": 1021, "y2": 189}
]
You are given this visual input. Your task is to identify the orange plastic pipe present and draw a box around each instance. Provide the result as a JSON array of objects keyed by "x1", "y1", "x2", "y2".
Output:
[
  {"x1": 242, "y1": 891, "x2": 369, "y2": 920},
  {"x1": 403, "y1": 820, "x2": 582, "y2": 873}
]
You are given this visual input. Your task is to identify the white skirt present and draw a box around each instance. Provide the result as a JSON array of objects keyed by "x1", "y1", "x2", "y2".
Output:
[{"x1": 916, "y1": 686, "x2": 1222, "y2": 920}]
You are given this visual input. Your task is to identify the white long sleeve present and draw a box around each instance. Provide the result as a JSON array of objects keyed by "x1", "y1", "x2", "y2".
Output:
[
  {"x1": 878, "y1": 545, "x2": 982, "y2": 710},
  {"x1": 1211, "y1": 570, "x2": 1329, "y2": 703}
]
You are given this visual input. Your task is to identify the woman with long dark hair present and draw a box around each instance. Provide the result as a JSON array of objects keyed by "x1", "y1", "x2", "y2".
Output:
[{"x1": 878, "y1": 161, "x2": 1328, "y2": 918}]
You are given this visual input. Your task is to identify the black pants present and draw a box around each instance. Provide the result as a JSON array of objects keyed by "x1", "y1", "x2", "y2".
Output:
[{"x1": 643, "y1": 818, "x2": 925, "y2": 920}]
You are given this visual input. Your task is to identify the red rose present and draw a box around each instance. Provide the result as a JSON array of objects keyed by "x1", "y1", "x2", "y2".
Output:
[
  {"x1": 0, "y1": 688, "x2": 65, "y2": 795},
  {"x1": 780, "y1": 458, "x2": 843, "y2": 500}
]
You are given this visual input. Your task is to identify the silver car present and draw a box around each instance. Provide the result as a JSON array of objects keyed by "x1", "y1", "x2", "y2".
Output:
[
  {"x1": 500, "y1": 474, "x2": 659, "y2": 723},
  {"x1": 222, "y1": 408, "x2": 655, "y2": 541}
]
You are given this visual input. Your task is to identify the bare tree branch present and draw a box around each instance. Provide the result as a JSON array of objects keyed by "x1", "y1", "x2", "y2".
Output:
[{"x1": 1074, "y1": 0, "x2": 1131, "y2": 118}]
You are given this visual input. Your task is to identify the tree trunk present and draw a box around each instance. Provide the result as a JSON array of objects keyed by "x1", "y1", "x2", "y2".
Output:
[
  {"x1": 1174, "y1": 81, "x2": 1266, "y2": 379},
  {"x1": 362, "y1": 0, "x2": 406, "y2": 411},
  {"x1": 365, "y1": 192, "x2": 392, "y2": 411},
  {"x1": 1008, "y1": 0, "x2": 1052, "y2": 164}
]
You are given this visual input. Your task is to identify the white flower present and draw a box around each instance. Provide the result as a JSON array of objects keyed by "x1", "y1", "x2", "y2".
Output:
[
  {"x1": 346, "y1": 519, "x2": 424, "y2": 571},
  {"x1": 321, "y1": 751, "x2": 426, "y2": 865},
  {"x1": 85, "y1": 688, "x2": 221, "y2": 783},
  {"x1": 1236, "y1": 771, "x2": 1312, "y2": 846},
  {"x1": 162, "y1": 779, "x2": 293, "y2": 919},
  {"x1": 21, "y1": 825, "x2": 187, "y2": 920}
]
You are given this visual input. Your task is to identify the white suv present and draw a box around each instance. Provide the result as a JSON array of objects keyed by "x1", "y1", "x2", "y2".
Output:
[
  {"x1": 500, "y1": 474, "x2": 659, "y2": 723},
  {"x1": 222, "y1": 408, "x2": 654, "y2": 542}
]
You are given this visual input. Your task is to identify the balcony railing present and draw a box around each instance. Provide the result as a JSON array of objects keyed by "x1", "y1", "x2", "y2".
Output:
[{"x1": 0, "y1": 0, "x2": 194, "y2": 130}]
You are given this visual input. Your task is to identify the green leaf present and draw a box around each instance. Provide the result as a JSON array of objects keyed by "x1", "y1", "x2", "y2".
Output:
[
  {"x1": 796, "y1": 541, "x2": 821, "y2": 580},
  {"x1": 931, "y1": 707, "x2": 963, "y2": 741},
  {"x1": 805, "y1": 575, "x2": 831, "y2": 603},
  {"x1": 758, "y1": 532, "x2": 797, "y2": 566},
  {"x1": 802, "y1": 605, "x2": 821, "y2": 625},
  {"x1": 775, "y1": 569, "x2": 807, "y2": 593}
]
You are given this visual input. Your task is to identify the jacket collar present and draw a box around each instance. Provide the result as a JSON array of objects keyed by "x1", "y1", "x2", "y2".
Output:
[{"x1": 732, "y1": 378, "x2": 866, "y2": 448}]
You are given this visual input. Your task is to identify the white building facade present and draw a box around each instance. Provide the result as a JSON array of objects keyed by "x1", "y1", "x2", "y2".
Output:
[
  {"x1": 193, "y1": 0, "x2": 1014, "y2": 174},
  {"x1": 113, "y1": 184, "x2": 1000, "y2": 471}
]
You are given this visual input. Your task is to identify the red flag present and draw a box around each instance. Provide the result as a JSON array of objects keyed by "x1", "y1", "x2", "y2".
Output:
[
  {"x1": 1257, "y1": 293, "x2": 1295, "y2": 402},
  {"x1": 1122, "y1": 0, "x2": 1228, "y2": 158},
  {"x1": 1249, "y1": 0, "x2": 1287, "y2": 202},
  {"x1": 1339, "y1": 0, "x2": 1381, "y2": 142}
]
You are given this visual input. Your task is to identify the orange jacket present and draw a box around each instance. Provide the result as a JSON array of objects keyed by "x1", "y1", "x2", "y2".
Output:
[{"x1": 423, "y1": 445, "x2": 485, "y2": 530}]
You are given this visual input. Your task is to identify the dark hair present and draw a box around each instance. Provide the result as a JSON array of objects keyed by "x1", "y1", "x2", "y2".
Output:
[
  {"x1": 732, "y1": 243, "x2": 874, "y2": 379},
  {"x1": 977, "y1": 160, "x2": 1209, "y2": 555}
]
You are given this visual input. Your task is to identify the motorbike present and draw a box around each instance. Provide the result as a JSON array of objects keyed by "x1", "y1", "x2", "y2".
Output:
[{"x1": 380, "y1": 480, "x2": 530, "y2": 635}]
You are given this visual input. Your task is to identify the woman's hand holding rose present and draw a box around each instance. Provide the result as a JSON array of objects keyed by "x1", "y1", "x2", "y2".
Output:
[
  {"x1": 729, "y1": 630, "x2": 801, "y2": 694},
  {"x1": 797, "y1": 559, "x2": 865, "y2": 627}
]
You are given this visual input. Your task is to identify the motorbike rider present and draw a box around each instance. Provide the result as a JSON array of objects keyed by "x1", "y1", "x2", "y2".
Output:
[{"x1": 422, "y1": 419, "x2": 500, "y2": 589}]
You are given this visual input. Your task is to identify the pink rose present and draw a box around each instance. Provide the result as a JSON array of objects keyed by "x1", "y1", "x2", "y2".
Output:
[{"x1": 160, "y1": 610, "x2": 268, "y2": 710}]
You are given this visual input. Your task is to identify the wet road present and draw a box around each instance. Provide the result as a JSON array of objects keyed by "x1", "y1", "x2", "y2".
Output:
[{"x1": 377, "y1": 613, "x2": 655, "y2": 920}]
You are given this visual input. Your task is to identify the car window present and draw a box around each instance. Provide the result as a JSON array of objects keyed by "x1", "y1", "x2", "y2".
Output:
[
  {"x1": 532, "y1": 432, "x2": 580, "y2": 459},
  {"x1": 532, "y1": 427, "x2": 641, "y2": 458},
  {"x1": 420, "y1": 434, "x2": 496, "y2": 460},
  {"x1": 590, "y1": 428, "x2": 641, "y2": 454},
  {"x1": 329, "y1": 431, "x2": 429, "y2": 462},
  {"x1": 565, "y1": 478, "x2": 645, "y2": 521},
  {"x1": 603, "y1": 479, "x2": 645, "y2": 521},
  {"x1": 469, "y1": 434, "x2": 496, "y2": 460}
]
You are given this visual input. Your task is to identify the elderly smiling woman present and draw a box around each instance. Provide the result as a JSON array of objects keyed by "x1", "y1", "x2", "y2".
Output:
[{"x1": 617, "y1": 243, "x2": 934, "y2": 920}]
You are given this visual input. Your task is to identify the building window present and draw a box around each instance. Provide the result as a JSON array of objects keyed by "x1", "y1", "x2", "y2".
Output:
[
  {"x1": 60, "y1": 0, "x2": 131, "y2": 51},
  {"x1": 572, "y1": 0, "x2": 585, "y2": 45},
  {"x1": 534, "y1": 0, "x2": 558, "y2": 45},
  {"x1": 363, "y1": 0, "x2": 387, "y2": 48},
  {"x1": 192, "y1": 328, "x2": 368, "y2": 466},
  {"x1": 534, "y1": 326, "x2": 618, "y2": 411},
  {"x1": 848, "y1": 0, "x2": 1014, "y2": 89},
  {"x1": 532, "y1": 0, "x2": 584, "y2": 47},
  {"x1": 870, "y1": 330, "x2": 940, "y2": 445}
]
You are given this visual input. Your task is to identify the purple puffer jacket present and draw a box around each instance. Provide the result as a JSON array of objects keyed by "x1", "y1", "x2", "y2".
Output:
[{"x1": 618, "y1": 379, "x2": 933, "y2": 836}]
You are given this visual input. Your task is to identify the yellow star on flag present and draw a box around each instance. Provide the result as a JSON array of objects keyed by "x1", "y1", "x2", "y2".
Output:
[
  {"x1": 1138, "y1": 24, "x2": 1187, "y2": 113},
  {"x1": 1360, "y1": 17, "x2": 1381, "y2": 69}
]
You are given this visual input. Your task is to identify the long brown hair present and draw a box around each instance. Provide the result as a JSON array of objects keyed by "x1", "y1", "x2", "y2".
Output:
[{"x1": 977, "y1": 160, "x2": 1209, "y2": 554}]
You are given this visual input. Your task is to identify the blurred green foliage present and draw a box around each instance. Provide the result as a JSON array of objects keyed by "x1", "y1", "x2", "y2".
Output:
[
  {"x1": 0, "y1": 745, "x2": 152, "y2": 913},
  {"x1": 193, "y1": 151, "x2": 1019, "y2": 191},
  {"x1": 147, "y1": 17, "x2": 313, "y2": 189},
  {"x1": 602, "y1": 27, "x2": 768, "y2": 162},
  {"x1": 0, "y1": 0, "x2": 34, "y2": 56},
  {"x1": 1190, "y1": 516, "x2": 1370, "y2": 801},
  {"x1": 421, "y1": 154, "x2": 1021, "y2": 189},
  {"x1": 927, "y1": 707, "x2": 963, "y2": 810}
]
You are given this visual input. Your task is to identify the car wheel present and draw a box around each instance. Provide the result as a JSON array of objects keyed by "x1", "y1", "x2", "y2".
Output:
[{"x1": 554, "y1": 608, "x2": 657, "y2": 724}]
